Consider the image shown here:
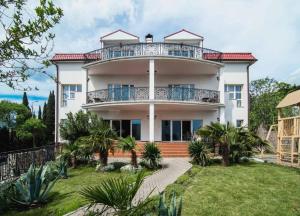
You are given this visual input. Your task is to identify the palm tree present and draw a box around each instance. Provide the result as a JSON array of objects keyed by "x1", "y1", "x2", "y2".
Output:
[
  {"x1": 80, "y1": 171, "x2": 152, "y2": 215},
  {"x1": 198, "y1": 122, "x2": 238, "y2": 166},
  {"x1": 88, "y1": 116, "x2": 117, "y2": 166},
  {"x1": 118, "y1": 136, "x2": 138, "y2": 167}
]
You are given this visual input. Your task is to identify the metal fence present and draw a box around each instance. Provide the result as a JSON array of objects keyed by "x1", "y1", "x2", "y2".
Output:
[{"x1": 0, "y1": 144, "x2": 62, "y2": 182}]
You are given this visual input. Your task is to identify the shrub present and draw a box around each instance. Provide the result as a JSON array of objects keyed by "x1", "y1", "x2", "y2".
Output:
[
  {"x1": 188, "y1": 140, "x2": 211, "y2": 166},
  {"x1": 141, "y1": 142, "x2": 162, "y2": 169},
  {"x1": 11, "y1": 164, "x2": 61, "y2": 207},
  {"x1": 158, "y1": 191, "x2": 182, "y2": 216},
  {"x1": 0, "y1": 180, "x2": 14, "y2": 213}
]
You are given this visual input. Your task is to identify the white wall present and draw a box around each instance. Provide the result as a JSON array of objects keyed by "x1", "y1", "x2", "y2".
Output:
[
  {"x1": 57, "y1": 62, "x2": 87, "y2": 141},
  {"x1": 220, "y1": 62, "x2": 249, "y2": 127},
  {"x1": 88, "y1": 74, "x2": 218, "y2": 91}
]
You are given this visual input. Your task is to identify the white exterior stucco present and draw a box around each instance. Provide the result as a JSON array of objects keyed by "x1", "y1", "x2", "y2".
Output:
[{"x1": 53, "y1": 30, "x2": 255, "y2": 143}]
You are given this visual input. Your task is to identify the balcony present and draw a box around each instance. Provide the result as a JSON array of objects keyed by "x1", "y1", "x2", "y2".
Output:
[
  {"x1": 86, "y1": 87, "x2": 220, "y2": 104},
  {"x1": 84, "y1": 42, "x2": 222, "y2": 64}
]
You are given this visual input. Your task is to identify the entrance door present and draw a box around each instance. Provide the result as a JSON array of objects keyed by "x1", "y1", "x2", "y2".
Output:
[{"x1": 162, "y1": 120, "x2": 171, "y2": 141}]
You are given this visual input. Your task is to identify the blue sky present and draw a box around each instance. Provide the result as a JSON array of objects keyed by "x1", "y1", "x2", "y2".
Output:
[{"x1": 1, "y1": 0, "x2": 300, "y2": 112}]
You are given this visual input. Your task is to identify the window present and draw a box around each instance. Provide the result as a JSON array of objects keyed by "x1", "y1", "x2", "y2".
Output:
[
  {"x1": 108, "y1": 84, "x2": 134, "y2": 101},
  {"x1": 192, "y1": 120, "x2": 203, "y2": 134},
  {"x1": 62, "y1": 84, "x2": 82, "y2": 106},
  {"x1": 225, "y1": 85, "x2": 242, "y2": 107},
  {"x1": 132, "y1": 120, "x2": 141, "y2": 140},
  {"x1": 236, "y1": 119, "x2": 244, "y2": 127},
  {"x1": 162, "y1": 120, "x2": 171, "y2": 141},
  {"x1": 172, "y1": 121, "x2": 181, "y2": 141},
  {"x1": 110, "y1": 120, "x2": 141, "y2": 140}
]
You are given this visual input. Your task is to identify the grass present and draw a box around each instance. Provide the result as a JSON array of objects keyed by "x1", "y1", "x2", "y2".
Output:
[
  {"x1": 163, "y1": 163, "x2": 300, "y2": 216},
  {"x1": 5, "y1": 165, "x2": 152, "y2": 216}
]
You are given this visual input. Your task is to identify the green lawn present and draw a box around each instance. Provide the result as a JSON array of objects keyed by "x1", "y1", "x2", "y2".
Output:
[
  {"x1": 164, "y1": 163, "x2": 300, "y2": 216},
  {"x1": 5, "y1": 166, "x2": 151, "y2": 216}
]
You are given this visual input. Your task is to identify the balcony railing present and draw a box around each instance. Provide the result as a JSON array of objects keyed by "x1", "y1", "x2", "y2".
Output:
[
  {"x1": 87, "y1": 87, "x2": 219, "y2": 104},
  {"x1": 84, "y1": 42, "x2": 222, "y2": 63}
]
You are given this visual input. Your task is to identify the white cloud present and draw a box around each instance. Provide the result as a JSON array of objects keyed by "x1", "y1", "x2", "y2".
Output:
[{"x1": 2, "y1": 0, "x2": 300, "y2": 99}]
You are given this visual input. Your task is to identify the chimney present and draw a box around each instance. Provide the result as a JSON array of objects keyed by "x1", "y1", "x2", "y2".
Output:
[{"x1": 145, "y1": 33, "x2": 153, "y2": 43}]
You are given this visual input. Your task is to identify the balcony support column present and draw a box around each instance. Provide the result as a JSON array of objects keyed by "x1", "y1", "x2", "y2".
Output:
[{"x1": 149, "y1": 59, "x2": 155, "y2": 142}]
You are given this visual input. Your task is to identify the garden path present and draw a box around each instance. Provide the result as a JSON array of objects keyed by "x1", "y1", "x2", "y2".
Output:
[{"x1": 66, "y1": 157, "x2": 192, "y2": 216}]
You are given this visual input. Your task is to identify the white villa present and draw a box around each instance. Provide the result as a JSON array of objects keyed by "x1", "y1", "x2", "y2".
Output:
[{"x1": 52, "y1": 29, "x2": 256, "y2": 147}]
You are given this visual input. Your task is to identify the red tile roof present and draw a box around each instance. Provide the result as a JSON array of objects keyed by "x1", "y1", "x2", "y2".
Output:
[
  {"x1": 51, "y1": 52, "x2": 256, "y2": 62},
  {"x1": 51, "y1": 53, "x2": 100, "y2": 62},
  {"x1": 204, "y1": 52, "x2": 256, "y2": 61}
]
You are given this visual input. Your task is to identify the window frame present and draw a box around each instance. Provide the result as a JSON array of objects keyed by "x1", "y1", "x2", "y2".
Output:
[{"x1": 225, "y1": 84, "x2": 243, "y2": 107}]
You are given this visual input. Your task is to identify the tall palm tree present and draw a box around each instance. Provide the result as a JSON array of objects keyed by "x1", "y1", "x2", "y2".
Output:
[
  {"x1": 198, "y1": 122, "x2": 237, "y2": 166},
  {"x1": 118, "y1": 136, "x2": 138, "y2": 167},
  {"x1": 88, "y1": 116, "x2": 117, "y2": 166}
]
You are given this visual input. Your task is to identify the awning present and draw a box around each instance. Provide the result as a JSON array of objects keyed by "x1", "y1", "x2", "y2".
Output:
[{"x1": 276, "y1": 90, "x2": 300, "y2": 108}]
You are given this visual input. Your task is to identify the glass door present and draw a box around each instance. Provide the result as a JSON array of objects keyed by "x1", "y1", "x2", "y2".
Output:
[
  {"x1": 182, "y1": 121, "x2": 191, "y2": 141},
  {"x1": 172, "y1": 121, "x2": 182, "y2": 141},
  {"x1": 162, "y1": 120, "x2": 171, "y2": 141}
]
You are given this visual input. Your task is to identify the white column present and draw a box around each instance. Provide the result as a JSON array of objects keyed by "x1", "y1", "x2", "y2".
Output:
[
  {"x1": 219, "y1": 107, "x2": 226, "y2": 124},
  {"x1": 149, "y1": 59, "x2": 155, "y2": 142},
  {"x1": 218, "y1": 69, "x2": 226, "y2": 124}
]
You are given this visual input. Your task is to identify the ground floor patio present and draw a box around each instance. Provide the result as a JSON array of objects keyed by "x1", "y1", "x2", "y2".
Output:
[{"x1": 92, "y1": 107, "x2": 219, "y2": 142}]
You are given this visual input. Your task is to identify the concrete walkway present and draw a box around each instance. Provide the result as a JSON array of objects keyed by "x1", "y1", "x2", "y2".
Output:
[{"x1": 66, "y1": 158, "x2": 192, "y2": 216}]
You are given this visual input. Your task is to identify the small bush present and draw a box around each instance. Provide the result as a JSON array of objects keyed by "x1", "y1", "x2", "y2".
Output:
[
  {"x1": 141, "y1": 142, "x2": 162, "y2": 169},
  {"x1": 188, "y1": 141, "x2": 211, "y2": 166}
]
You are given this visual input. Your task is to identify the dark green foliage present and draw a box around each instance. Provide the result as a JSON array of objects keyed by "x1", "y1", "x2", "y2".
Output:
[
  {"x1": 80, "y1": 171, "x2": 151, "y2": 215},
  {"x1": 38, "y1": 106, "x2": 42, "y2": 120},
  {"x1": 16, "y1": 118, "x2": 46, "y2": 147},
  {"x1": 188, "y1": 141, "x2": 210, "y2": 166},
  {"x1": 22, "y1": 92, "x2": 30, "y2": 110},
  {"x1": 158, "y1": 192, "x2": 182, "y2": 216},
  {"x1": 141, "y1": 142, "x2": 162, "y2": 169},
  {"x1": 0, "y1": 0, "x2": 63, "y2": 89},
  {"x1": 59, "y1": 110, "x2": 91, "y2": 144},
  {"x1": 0, "y1": 180, "x2": 15, "y2": 213},
  {"x1": 42, "y1": 102, "x2": 47, "y2": 123},
  {"x1": 11, "y1": 164, "x2": 61, "y2": 207},
  {"x1": 250, "y1": 77, "x2": 299, "y2": 132},
  {"x1": 45, "y1": 91, "x2": 55, "y2": 142}
]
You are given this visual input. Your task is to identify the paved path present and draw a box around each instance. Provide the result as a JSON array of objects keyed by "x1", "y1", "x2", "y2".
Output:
[{"x1": 66, "y1": 158, "x2": 192, "y2": 216}]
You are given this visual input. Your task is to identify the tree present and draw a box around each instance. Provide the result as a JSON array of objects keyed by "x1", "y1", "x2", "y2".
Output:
[
  {"x1": 59, "y1": 110, "x2": 91, "y2": 144},
  {"x1": 45, "y1": 91, "x2": 55, "y2": 142},
  {"x1": 118, "y1": 136, "x2": 138, "y2": 167},
  {"x1": 0, "y1": 101, "x2": 31, "y2": 129},
  {"x1": 198, "y1": 122, "x2": 238, "y2": 166},
  {"x1": 0, "y1": 0, "x2": 63, "y2": 90},
  {"x1": 38, "y1": 106, "x2": 42, "y2": 120},
  {"x1": 16, "y1": 118, "x2": 46, "y2": 147},
  {"x1": 22, "y1": 92, "x2": 30, "y2": 110},
  {"x1": 250, "y1": 77, "x2": 299, "y2": 132},
  {"x1": 42, "y1": 102, "x2": 47, "y2": 123},
  {"x1": 87, "y1": 115, "x2": 116, "y2": 166}
]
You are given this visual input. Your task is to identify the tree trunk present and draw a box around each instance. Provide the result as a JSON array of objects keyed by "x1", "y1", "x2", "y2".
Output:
[
  {"x1": 100, "y1": 150, "x2": 108, "y2": 166},
  {"x1": 222, "y1": 145, "x2": 230, "y2": 166},
  {"x1": 131, "y1": 149, "x2": 138, "y2": 168},
  {"x1": 71, "y1": 156, "x2": 76, "y2": 168}
]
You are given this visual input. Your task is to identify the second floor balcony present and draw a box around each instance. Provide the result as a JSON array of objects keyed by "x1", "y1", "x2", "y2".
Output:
[
  {"x1": 86, "y1": 87, "x2": 220, "y2": 105},
  {"x1": 84, "y1": 42, "x2": 222, "y2": 64}
]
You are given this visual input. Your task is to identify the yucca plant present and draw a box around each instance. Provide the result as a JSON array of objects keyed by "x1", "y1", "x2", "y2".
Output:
[
  {"x1": 188, "y1": 141, "x2": 211, "y2": 166},
  {"x1": 118, "y1": 136, "x2": 138, "y2": 167},
  {"x1": 80, "y1": 171, "x2": 152, "y2": 215},
  {"x1": 11, "y1": 164, "x2": 61, "y2": 207},
  {"x1": 158, "y1": 192, "x2": 182, "y2": 216},
  {"x1": 141, "y1": 142, "x2": 161, "y2": 169}
]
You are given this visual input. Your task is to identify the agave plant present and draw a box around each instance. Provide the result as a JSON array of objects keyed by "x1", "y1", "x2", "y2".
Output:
[
  {"x1": 11, "y1": 164, "x2": 61, "y2": 207},
  {"x1": 141, "y1": 142, "x2": 161, "y2": 169},
  {"x1": 158, "y1": 192, "x2": 182, "y2": 216},
  {"x1": 188, "y1": 141, "x2": 211, "y2": 166},
  {"x1": 80, "y1": 171, "x2": 152, "y2": 215}
]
